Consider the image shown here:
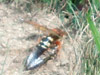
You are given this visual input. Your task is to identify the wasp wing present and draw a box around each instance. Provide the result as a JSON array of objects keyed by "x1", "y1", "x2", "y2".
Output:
[{"x1": 24, "y1": 20, "x2": 62, "y2": 37}]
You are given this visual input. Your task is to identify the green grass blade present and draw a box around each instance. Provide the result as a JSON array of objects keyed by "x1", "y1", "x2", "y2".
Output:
[
  {"x1": 93, "y1": 0, "x2": 100, "y2": 10},
  {"x1": 86, "y1": 10, "x2": 100, "y2": 51}
]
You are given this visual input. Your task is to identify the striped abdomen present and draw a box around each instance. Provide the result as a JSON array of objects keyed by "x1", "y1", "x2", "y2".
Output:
[
  {"x1": 36, "y1": 36, "x2": 54, "y2": 56},
  {"x1": 25, "y1": 36, "x2": 54, "y2": 70}
]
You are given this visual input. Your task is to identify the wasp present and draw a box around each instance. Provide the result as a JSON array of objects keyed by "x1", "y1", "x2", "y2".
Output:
[{"x1": 24, "y1": 20, "x2": 67, "y2": 70}]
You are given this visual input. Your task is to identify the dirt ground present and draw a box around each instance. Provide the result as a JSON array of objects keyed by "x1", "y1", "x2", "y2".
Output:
[{"x1": 0, "y1": 3, "x2": 81, "y2": 75}]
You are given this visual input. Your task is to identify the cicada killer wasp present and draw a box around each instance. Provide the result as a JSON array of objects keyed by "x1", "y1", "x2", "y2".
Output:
[{"x1": 24, "y1": 20, "x2": 67, "y2": 70}]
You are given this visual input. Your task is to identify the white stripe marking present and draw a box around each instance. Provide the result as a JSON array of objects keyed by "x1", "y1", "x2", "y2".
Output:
[
  {"x1": 41, "y1": 45, "x2": 47, "y2": 49},
  {"x1": 47, "y1": 37, "x2": 53, "y2": 42},
  {"x1": 40, "y1": 41, "x2": 50, "y2": 47}
]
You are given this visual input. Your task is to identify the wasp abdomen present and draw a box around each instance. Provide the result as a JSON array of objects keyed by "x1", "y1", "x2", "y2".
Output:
[
  {"x1": 37, "y1": 36, "x2": 53, "y2": 49},
  {"x1": 25, "y1": 36, "x2": 54, "y2": 70},
  {"x1": 35, "y1": 36, "x2": 53, "y2": 56}
]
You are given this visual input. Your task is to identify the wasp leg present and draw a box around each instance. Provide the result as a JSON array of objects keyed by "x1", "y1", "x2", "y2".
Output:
[
  {"x1": 55, "y1": 40, "x2": 62, "y2": 56},
  {"x1": 37, "y1": 37, "x2": 41, "y2": 43}
]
